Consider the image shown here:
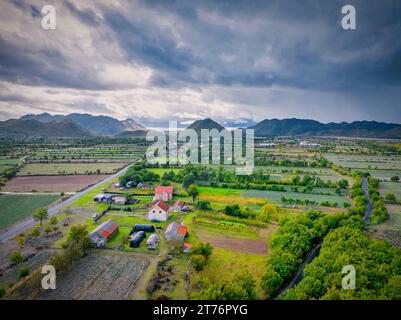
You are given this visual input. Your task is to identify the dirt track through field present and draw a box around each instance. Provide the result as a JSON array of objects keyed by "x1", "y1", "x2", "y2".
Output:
[
  {"x1": 3, "y1": 175, "x2": 109, "y2": 192},
  {"x1": 198, "y1": 233, "x2": 268, "y2": 254}
]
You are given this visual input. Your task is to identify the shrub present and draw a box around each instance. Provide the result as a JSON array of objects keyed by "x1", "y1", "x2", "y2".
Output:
[
  {"x1": 44, "y1": 225, "x2": 53, "y2": 235},
  {"x1": 15, "y1": 234, "x2": 25, "y2": 248},
  {"x1": 191, "y1": 254, "x2": 207, "y2": 271},
  {"x1": 0, "y1": 285, "x2": 6, "y2": 298},
  {"x1": 196, "y1": 200, "x2": 212, "y2": 210},
  {"x1": 50, "y1": 216, "x2": 58, "y2": 225},
  {"x1": 10, "y1": 251, "x2": 24, "y2": 265},
  {"x1": 29, "y1": 228, "x2": 40, "y2": 238},
  {"x1": 385, "y1": 193, "x2": 397, "y2": 203},
  {"x1": 18, "y1": 267, "x2": 29, "y2": 278},
  {"x1": 192, "y1": 242, "x2": 213, "y2": 259}
]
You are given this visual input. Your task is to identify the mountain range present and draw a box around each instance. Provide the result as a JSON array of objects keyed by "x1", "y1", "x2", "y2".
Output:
[
  {"x1": 249, "y1": 118, "x2": 401, "y2": 138},
  {"x1": 0, "y1": 118, "x2": 92, "y2": 138},
  {"x1": 18, "y1": 113, "x2": 147, "y2": 136},
  {"x1": 1, "y1": 113, "x2": 401, "y2": 139},
  {"x1": 185, "y1": 117, "x2": 401, "y2": 138}
]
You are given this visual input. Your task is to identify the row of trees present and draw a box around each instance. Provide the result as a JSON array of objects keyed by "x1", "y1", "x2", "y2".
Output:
[
  {"x1": 152, "y1": 163, "x2": 347, "y2": 190},
  {"x1": 368, "y1": 177, "x2": 388, "y2": 224},
  {"x1": 283, "y1": 225, "x2": 401, "y2": 300},
  {"x1": 261, "y1": 210, "x2": 363, "y2": 297}
]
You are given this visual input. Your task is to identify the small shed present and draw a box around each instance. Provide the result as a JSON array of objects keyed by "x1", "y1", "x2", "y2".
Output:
[
  {"x1": 146, "y1": 233, "x2": 160, "y2": 249},
  {"x1": 182, "y1": 243, "x2": 192, "y2": 253}
]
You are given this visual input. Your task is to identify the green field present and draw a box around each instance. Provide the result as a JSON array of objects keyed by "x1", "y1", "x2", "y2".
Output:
[
  {"x1": 0, "y1": 158, "x2": 21, "y2": 166},
  {"x1": 147, "y1": 168, "x2": 182, "y2": 176},
  {"x1": 368, "y1": 169, "x2": 401, "y2": 181},
  {"x1": 379, "y1": 182, "x2": 401, "y2": 198},
  {"x1": 18, "y1": 162, "x2": 128, "y2": 175},
  {"x1": 198, "y1": 185, "x2": 349, "y2": 207},
  {"x1": 325, "y1": 153, "x2": 401, "y2": 170},
  {"x1": 242, "y1": 189, "x2": 350, "y2": 207},
  {"x1": 0, "y1": 194, "x2": 60, "y2": 230}
]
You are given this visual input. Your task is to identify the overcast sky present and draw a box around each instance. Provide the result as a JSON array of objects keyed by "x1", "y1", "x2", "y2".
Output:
[{"x1": 0, "y1": 0, "x2": 400, "y2": 127}]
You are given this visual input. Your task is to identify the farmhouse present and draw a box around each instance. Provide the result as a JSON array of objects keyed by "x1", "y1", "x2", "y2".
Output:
[
  {"x1": 89, "y1": 220, "x2": 119, "y2": 247},
  {"x1": 113, "y1": 196, "x2": 127, "y2": 204},
  {"x1": 93, "y1": 193, "x2": 113, "y2": 203},
  {"x1": 146, "y1": 233, "x2": 160, "y2": 249},
  {"x1": 165, "y1": 222, "x2": 188, "y2": 242},
  {"x1": 148, "y1": 200, "x2": 170, "y2": 222},
  {"x1": 154, "y1": 186, "x2": 173, "y2": 201},
  {"x1": 169, "y1": 200, "x2": 186, "y2": 212}
]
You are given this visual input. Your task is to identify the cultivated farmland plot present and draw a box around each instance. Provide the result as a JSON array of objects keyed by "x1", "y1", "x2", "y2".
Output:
[
  {"x1": 242, "y1": 189, "x2": 350, "y2": 207},
  {"x1": 0, "y1": 194, "x2": 60, "y2": 230},
  {"x1": 379, "y1": 182, "x2": 401, "y2": 198},
  {"x1": 0, "y1": 251, "x2": 55, "y2": 287},
  {"x1": 325, "y1": 153, "x2": 401, "y2": 170},
  {"x1": 39, "y1": 253, "x2": 148, "y2": 300},
  {"x1": 18, "y1": 162, "x2": 128, "y2": 175},
  {"x1": 3, "y1": 175, "x2": 108, "y2": 193}
]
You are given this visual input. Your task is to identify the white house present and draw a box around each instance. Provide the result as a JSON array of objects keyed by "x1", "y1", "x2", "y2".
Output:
[{"x1": 148, "y1": 200, "x2": 170, "y2": 222}]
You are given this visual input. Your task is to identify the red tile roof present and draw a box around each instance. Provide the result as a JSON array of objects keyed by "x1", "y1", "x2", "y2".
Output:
[
  {"x1": 183, "y1": 243, "x2": 192, "y2": 249},
  {"x1": 150, "y1": 200, "x2": 170, "y2": 212},
  {"x1": 173, "y1": 200, "x2": 185, "y2": 207},
  {"x1": 177, "y1": 225, "x2": 188, "y2": 236},
  {"x1": 155, "y1": 186, "x2": 173, "y2": 195},
  {"x1": 97, "y1": 220, "x2": 119, "y2": 239}
]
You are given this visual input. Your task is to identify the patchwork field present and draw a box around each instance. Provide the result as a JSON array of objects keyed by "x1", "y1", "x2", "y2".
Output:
[
  {"x1": 39, "y1": 253, "x2": 149, "y2": 300},
  {"x1": 3, "y1": 175, "x2": 108, "y2": 192},
  {"x1": 325, "y1": 153, "x2": 401, "y2": 170},
  {"x1": 18, "y1": 162, "x2": 128, "y2": 176},
  {"x1": 0, "y1": 194, "x2": 60, "y2": 230}
]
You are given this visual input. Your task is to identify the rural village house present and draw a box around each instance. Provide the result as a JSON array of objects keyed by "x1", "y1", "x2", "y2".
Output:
[
  {"x1": 89, "y1": 220, "x2": 119, "y2": 247},
  {"x1": 153, "y1": 186, "x2": 173, "y2": 202},
  {"x1": 165, "y1": 222, "x2": 188, "y2": 242},
  {"x1": 148, "y1": 200, "x2": 170, "y2": 222}
]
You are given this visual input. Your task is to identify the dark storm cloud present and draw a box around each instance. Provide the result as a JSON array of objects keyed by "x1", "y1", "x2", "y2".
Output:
[{"x1": 0, "y1": 0, "x2": 400, "y2": 123}]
